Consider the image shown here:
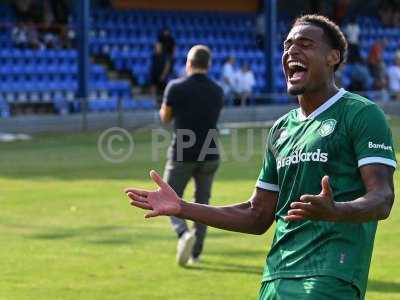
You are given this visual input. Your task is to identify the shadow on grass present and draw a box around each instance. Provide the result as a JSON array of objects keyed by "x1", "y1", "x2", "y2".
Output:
[
  {"x1": 30, "y1": 232, "x2": 135, "y2": 245},
  {"x1": 87, "y1": 236, "x2": 135, "y2": 245},
  {"x1": 17, "y1": 224, "x2": 173, "y2": 245},
  {"x1": 208, "y1": 248, "x2": 266, "y2": 258},
  {"x1": 186, "y1": 260, "x2": 263, "y2": 275},
  {"x1": 24, "y1": 225, "x2": 126, "y2": 237},
  {"x1": 26, "y1": 225, "x2": 135, "y2": 245},
  {"x1": 207, "y1": 231, "x2": 238, "y2": 238},
  {"x1": 31, "y1": 231, "x2": 77, "y2": 240},
  {"x1": 368, "y1": 279, "x2": 400, "y2": 293}
]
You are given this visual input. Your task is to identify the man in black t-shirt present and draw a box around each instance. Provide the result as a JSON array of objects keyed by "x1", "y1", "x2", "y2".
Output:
[
  {"x1": 158, "y1": 28, "x2": 176, "y2": 77},
  {"x1": 158, "y1": 28, "x2": 176, "y2": 58},
  {"x1": 150, "y1": 42, "x2": 171, "y2": 107},
  {"x1": 160, "y1": 45, "x2": 223, "y2": 266}
]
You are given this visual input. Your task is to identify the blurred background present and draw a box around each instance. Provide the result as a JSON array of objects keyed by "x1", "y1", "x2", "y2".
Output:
[
  {"x1": 0, "y1": 0, "x2": 399, "y2": 129},
  {"x1": 1, "y1": 2, "x2": 400, "y2": 299}
]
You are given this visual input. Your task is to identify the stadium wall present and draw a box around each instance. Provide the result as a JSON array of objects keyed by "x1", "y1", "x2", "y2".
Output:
[
  {"x1": 111, "y1": 0, "x2": 258, "y2": 12},
  {"x1": 1, "y1": 103, "x2": 400, "y2": 134}
]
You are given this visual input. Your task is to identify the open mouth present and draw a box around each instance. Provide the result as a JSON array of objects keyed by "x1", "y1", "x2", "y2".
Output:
[{"x1": 287, "y1": 61, "x2": 308, "y2": 83}]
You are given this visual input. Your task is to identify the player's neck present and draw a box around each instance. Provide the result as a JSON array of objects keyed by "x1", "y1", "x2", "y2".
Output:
[{"x1": 298, "y1": 83, "x2": 339, "y2": 117}]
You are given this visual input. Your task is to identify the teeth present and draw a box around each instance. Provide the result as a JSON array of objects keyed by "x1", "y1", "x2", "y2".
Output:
[{"x1": 288, "y1": 61, "x2": 307, "y2": 69}]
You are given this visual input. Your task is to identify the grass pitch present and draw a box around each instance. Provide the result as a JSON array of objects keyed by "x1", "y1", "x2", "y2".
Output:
[{"x1": 0, "y1": 119, "x2": 399, "y2": 300}]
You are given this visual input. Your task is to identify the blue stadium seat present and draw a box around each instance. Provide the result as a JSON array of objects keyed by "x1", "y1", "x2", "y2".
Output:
[
  {"x1": 1, "y1": 5, "x2": 400, "y2": 113},
  {"x1": 122, "y1": 99, "x2": 139, "y2": 110},
  {"x1": 137, "y1": 100, "x2": 155, "y2": 109}
]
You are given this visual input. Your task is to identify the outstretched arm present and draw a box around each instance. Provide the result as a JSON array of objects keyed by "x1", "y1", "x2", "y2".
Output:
[
  {"x1": 125, "y1": 170, "x2": 278, "y2": 235},
  {"x1": 286, "y1": 164, "x2": 395, "y2": 222}
]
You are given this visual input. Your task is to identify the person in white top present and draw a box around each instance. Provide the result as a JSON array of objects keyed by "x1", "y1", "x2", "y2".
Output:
[
  {"x1": 387, "y1": 51, "x2": 400, "y2": 100},
  {"x1": 344, "y1": 17, "x2": 360, "y2": 63},
  {"x1": 234, "y1": 63, "x2": 256, "y2": 106},
  {"x1": 344, "y1": 19, "x2": 360, "y2": 45},
  {"x1": 220, "y1": 56, "x2": 236, "y2": 104}
]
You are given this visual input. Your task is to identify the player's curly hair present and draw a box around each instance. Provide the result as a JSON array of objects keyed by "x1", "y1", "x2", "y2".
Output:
[{"x1": 293, "y1": 14, "x2": 348, "y2": 71}]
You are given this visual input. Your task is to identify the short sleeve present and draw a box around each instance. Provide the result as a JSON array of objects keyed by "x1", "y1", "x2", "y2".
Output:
[
  {"x1": 351, "y1": 104, "x2": 397, "y2": 168},
  {"x1": 256, "y1": 132, "x2": 279, "y2": 192},
  {"x1": 162, "y1": 81, "x2": 178, "y2": 107}
]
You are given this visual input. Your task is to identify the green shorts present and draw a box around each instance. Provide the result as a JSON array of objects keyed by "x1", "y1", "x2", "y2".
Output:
[{"x1": 258, "y1": 276, "x2": 360, "y2": 300}]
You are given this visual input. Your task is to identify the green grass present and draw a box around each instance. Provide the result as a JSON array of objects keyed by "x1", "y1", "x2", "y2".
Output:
[{"x1": 0, "y1": 120, "x2": 399, "y2": 300}]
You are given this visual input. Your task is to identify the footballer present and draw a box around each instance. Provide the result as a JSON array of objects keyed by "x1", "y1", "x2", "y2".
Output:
[{"x1": 125, "y1": 15, "x2": 396, "y2": 300}]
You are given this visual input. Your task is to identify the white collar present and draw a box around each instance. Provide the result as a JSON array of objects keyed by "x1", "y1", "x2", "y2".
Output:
[{"x1": 298, "y1": 88, "x2": 346, "y2": 121}]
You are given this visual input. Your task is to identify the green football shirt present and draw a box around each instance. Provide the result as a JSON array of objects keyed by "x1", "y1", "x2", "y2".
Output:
[{"x1": 256, "y1": 89, "x2": 396, "y2": 298}]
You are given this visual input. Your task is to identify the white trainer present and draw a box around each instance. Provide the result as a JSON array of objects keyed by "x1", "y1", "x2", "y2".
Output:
[
  {"x1": 176, "y1": 230, "x2": 196, "y2": 266},
  {"x1": 188, "y1": 255, "x2": 201, "y2": 265}
]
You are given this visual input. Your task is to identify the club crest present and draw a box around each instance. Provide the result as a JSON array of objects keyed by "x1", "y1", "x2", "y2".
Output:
[
  {"x1": 277, "y1": 129, "x2": 288, "y2": 143},
  {"x1": 279, "y1": 129, "x2": 288, "y2": 140},
  {"x1": 318, "y1": 119, "x2": 337, "y2": 137}
]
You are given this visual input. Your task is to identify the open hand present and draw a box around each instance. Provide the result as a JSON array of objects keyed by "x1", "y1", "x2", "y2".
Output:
[
  {"x1": 124, "y1": 170, "x2": 182, "y2": 218},
  {"x1": 285, "y1": 176, "x2": 339, "y2": 222}
]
